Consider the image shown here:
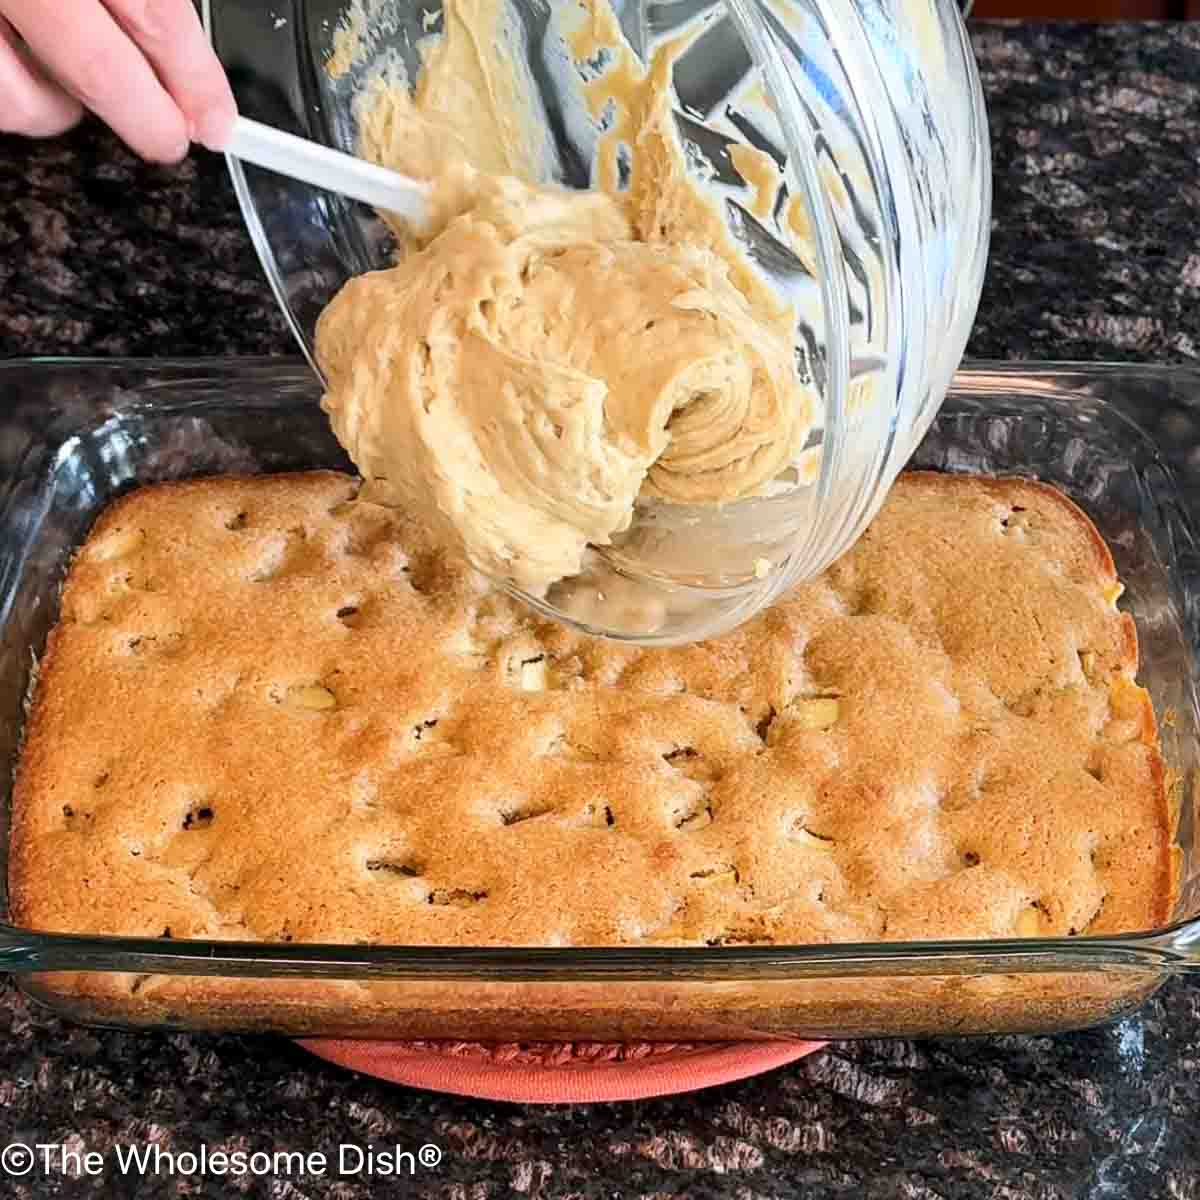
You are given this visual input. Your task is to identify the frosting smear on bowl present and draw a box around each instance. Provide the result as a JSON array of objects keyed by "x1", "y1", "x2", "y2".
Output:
[{"x1": 315, "y1": 0, "x2": 813, "y2": 594}]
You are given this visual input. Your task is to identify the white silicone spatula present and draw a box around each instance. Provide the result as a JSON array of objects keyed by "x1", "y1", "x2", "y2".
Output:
[
  {"x1": 222, "y1": 116, "x2": 431, "y2": 229},
  {"x1": 221, "y1": 117, "x2": 888, "y2": 381}
]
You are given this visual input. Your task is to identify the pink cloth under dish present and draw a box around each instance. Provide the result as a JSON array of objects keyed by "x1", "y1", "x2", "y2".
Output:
[{"x1": 296, "y1": 1038, "x2": 826, "y2": 1103}]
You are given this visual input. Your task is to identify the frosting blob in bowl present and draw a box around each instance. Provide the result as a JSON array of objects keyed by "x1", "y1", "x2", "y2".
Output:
[{"x1": 206, "y1": 0, "x2": 991, "y2": 643}]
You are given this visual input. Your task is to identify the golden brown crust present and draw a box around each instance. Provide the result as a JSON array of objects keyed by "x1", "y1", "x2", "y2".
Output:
[
  {"x1": 9, "y1": 470, "x2": 1176, "y2": 1020},
  {"x1": 18, "y1": 969, "x2": 1164, "y2": 1041}
]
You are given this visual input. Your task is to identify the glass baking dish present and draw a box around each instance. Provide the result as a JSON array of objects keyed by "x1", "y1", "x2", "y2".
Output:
[{"x1": 3, "y1": 358, "x2": 1200, "y2": 1041}]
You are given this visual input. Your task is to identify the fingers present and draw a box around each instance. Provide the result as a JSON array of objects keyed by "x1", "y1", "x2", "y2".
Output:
[
  {"x1": 103, "y1": 0, "x2": 235, "y2": 150},
  {"x1": 0, "y1": 18, "x2": 83, "y2": 138},
  {"x1": 2, "y1": 0, "x2": 189, "y2": 161},
  {"x1": 0, "y1": 0, "x2": 235, "y2": 161}
]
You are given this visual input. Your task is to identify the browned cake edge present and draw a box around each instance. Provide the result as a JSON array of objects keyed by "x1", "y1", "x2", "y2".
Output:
[
  {"x1": 904, "y1": 474, "x2": 1176, "y2": 923},
  {"x1": 910, "y1": 472, "x2": 1158, "y2": 739},
  {"x1": 7, "y1": 471, "x2": 353, "y2": 930}
]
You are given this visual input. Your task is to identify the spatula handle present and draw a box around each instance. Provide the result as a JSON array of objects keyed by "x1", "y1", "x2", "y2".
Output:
[{"x1": 223, "y1": 115, "x2": 429, "y2": 226}]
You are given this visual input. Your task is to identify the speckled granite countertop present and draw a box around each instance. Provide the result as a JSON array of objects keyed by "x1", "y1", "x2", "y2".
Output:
[{"x1": 1, "y1": 21, "x2": 1199, "y2": 1200}]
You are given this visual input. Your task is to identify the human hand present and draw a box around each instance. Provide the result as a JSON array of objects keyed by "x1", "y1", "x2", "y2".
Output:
[{"x1": 0, "y1": 0, "x2": 235, "y2": 162}]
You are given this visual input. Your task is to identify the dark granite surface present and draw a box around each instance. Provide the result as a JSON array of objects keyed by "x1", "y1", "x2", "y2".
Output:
[{"x1": 0, "y1": 20, "x2": 1199, "y2": 1200}]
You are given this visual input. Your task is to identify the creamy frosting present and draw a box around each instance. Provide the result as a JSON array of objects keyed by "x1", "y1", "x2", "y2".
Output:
[{"x1": 316, "y1": 0, "x2": 812, "y2": 594}]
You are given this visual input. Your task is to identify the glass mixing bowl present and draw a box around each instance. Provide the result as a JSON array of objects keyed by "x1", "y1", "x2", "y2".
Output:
[{"x1": 204, "y1": 0, "x2": 990, "y2": 644}]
